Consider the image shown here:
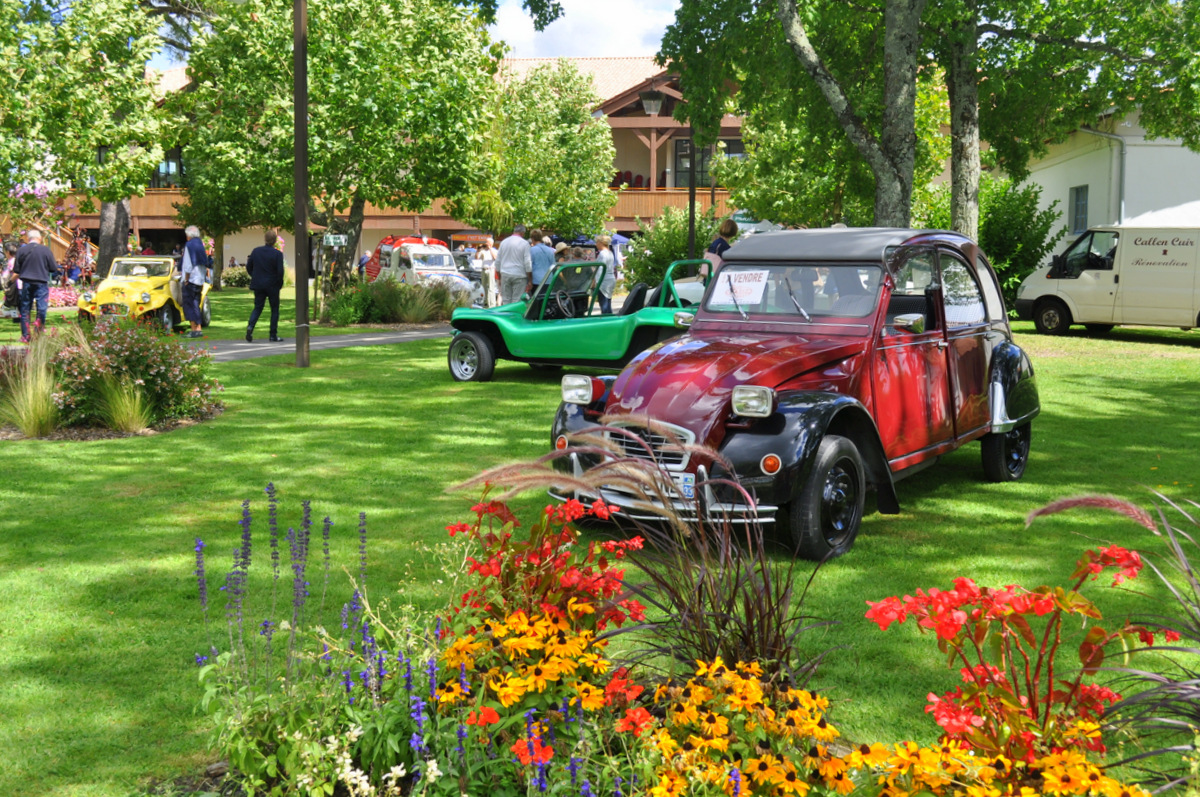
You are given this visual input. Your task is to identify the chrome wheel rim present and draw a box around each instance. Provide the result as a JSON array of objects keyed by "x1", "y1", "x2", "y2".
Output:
[
  {"x1": 450, "y1": 338, "x2": 478, "y2": 379},
  {"x1": 1004, "y1": 426, "x2": 1031, "y2": 476}
]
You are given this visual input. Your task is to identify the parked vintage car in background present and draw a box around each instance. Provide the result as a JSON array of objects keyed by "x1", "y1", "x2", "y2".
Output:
[
  {"x1": 77, "y1": 256, "x2": 210, "y2": 330},
  {"x1": 365, "y1": 235, "x2": 483, "y2": 305},
  {"x1": 447, "y1": 259, "x2": 709, "y2": 382},
  {"x1": 550, "y1": 228, "x2": 1040, "y2": 559}
]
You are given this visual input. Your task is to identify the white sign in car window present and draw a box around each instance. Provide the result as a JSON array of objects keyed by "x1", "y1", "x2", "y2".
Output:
[{"x1": 710, "y1": 270, "x2": 769, "y2": 305}]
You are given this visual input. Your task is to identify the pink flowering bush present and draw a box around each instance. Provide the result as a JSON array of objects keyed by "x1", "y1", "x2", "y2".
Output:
[
  {"x1": 53, "y1": 318, "x2": 222, "y2": 426},
  {"x1": 48, "y1": 286, "x2": 78, "y2": 308}
]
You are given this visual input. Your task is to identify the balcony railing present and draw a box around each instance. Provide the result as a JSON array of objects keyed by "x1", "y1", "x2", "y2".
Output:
[{"x1": 611, "y1": 187, "x2": 731, "y2": 221}]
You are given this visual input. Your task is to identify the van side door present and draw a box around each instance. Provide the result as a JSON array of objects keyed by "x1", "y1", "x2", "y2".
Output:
[{"x1": 1057, "y1": 231, "x2": 1119, "y2": 323}]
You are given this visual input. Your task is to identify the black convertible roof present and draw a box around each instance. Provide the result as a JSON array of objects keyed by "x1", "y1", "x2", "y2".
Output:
[{"x1": 724, "y1": 227, "x2": 955, "y2": 263}]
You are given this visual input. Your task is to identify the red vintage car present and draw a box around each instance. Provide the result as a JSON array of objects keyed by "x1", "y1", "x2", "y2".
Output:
[{"x1": 550, "y1": 228, "x2": 1041, "y2": 559}]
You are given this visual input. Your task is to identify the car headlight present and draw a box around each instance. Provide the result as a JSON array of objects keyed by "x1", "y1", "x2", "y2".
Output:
[
  {"x1": 562, "y1": 374, "x2": 603, "y2": 405},
  {"x1": 731, "y1": 385, "x2": 775, "y2": 418},
  {"x1": 83, "y1": 292, "x2": 94, "y2": 302},
  {"x1": 141, "y1": 292, "x2": 152, "y2": 303}
]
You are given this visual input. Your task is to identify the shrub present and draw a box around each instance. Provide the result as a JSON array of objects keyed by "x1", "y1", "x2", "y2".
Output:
[
  {"x1": 913, "y1": 176, "x2": 1065, "y2": 308},
  {"x1": 0, "y1": 335, "x2": 61, "y2": 436},
  {"x1": 222, "y1": 266, "x2": 251, "y2": 288},
  {"x1": 96, "y1": 375, "x2": 152, "y2": 433},
  {"x1": 623, "y1": 205, "x2": 722, "y2": 288},
  {"x1": 54, "y1": 318, "x2": 222, "y2": 426},
  {"x1": 323, "y1": 280, "x2": 469, "y2": 326}
]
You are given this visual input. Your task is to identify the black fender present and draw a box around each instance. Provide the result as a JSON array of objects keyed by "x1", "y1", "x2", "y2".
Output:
[
  {"x1": 550, "y1": 376, "x2": 617, "y2": 473},
  {"x1": 711, "y1": 391, "x2": 899, "y2": 514},
  {"x1": 988, "y1": 341, "x2": 1040, "y2": 431}
]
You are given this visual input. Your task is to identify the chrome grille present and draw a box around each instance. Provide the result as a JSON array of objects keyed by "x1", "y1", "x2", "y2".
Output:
[{"x1": 605, "y1": 421, "x2": 694, "y2": 471}]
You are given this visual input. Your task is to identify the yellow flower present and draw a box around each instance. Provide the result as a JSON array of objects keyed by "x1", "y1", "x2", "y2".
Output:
[
  {"x1": 545, "y1": 629, "x2": 590, "y2": 658},
  {"x1": 442, "y1": 635, "x2": 483, "y2": 669},
  {"x1": 670, "y1": 701, "x2": 700, "y2": 726},
  {"x1": 579, "y1": 652, "x2": 610, "y2": 675},
  {"x1": 697, "y1": 710, "x2": 729, "y2": 738},
  {"x1": 505, "y1": 610, "x2": 532, "y2": 635},
  {"x1": 819, "y1": 756, "x2": 847, "y2": 781},
  {"x1": 778, "y1": 764, "x2": 811, "y2": 796},
  {"x1": 485, "y1": 618, "x2": 511, "y2": 639},
  {"x1": 521, "y1": 660, "x2": 561, "y2": 692},
  {"x1": 801, "y1": 745, "x2": 828, "y2": 770},
  {"x1": 547, "y1": 654, "x2": 579, "y2": 677},
  {"x1": 436, "y1": 681, "x2": 465, "y2": 704},
  {"x1": 649, "y1": 770, "x2": 687, "y2": 797},
  {"x1": 847, "y1": 743, "x2": 892, "y2": 768},
  {"x1": 829, "y1": 771, "x2": 856, "y2": 795},
  {"x1": 574, "y1": 681, "x2": 605, "y2": 711},
  {"x1": 501, "y1": 633, "x2": 544, "y2": 660},
  {"x1": 694, "y1": 657, "x2": 730, "y2": 679},
  {"x1": 566, "y1": 597, "x2": 595, "y2": 619},
  {"x1": 653, "y1": 727, "x2": 679, "y2": 758},
  {"x1": 746, "y1": 754, "x2": 786, "y2": 786},
  {"x1": 736, "y1": 660, "x2": 764, "y2": 677},
  {"x1": 488, "y1": 673, "x2": 527, "y2": 707}
]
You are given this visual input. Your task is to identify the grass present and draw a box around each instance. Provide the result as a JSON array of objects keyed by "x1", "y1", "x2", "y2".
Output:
[
  {"x1": 0, "y1": 322, "x2": 1198, "y2": 795},
  {"x1": 0, "y1": 287, "x2": 398, "y2": 347}
]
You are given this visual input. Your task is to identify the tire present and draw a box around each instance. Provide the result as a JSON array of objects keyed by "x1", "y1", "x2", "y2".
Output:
[
  {"x1": 981, "y1": 423, "x2": 1031, "y2": 482},
  {"x1": 1033, "y1": 299, "x2": 1071, "y2": 335},
  {"x1": 1085, "y1": 324, "x2": 1114, "y2": 335},
  {"x1": 200, "y1": 297, "x2": 212, "y2": 328},
  {"x1": 789, "y1": 435, "x2": 866, "y2": 560},
  {"x1": 156, "y1": 305, "x2": 176, "y2": 331},
  {"x1": 447, "y1": 331, "x2": 495, "y2": 382}
]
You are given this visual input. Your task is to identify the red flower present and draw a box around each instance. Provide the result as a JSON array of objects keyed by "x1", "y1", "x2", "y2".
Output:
[
  {"x1": 865, "y1": 596, "x2": 907, "y2": 630},
  {"x1": 1165, "y1": 629, "x2": 1181, "y2": 642},
  {"x1": 446, "y1": 522, "x2": 471, "y2": 537},
  {"x1": 605, "y1": 668, "x2": 644, "y2": 706},
  {"x1": 467, "y1": 706, "x2": 500, "y2": 726},
  {"x1": 510, "y1": 735, "x2": 553, "y2": 766},
  {"x1": 615, "y1": 707, "x2": 654, "y2": 735},
  {"x1": 925, "y1": 691, "x2": 985, "y2": 736}
]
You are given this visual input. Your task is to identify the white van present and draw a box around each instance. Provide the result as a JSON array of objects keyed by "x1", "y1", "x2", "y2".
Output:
[{"x1": 1015, "y1": 213, "x2": 1199, "y2": 334}]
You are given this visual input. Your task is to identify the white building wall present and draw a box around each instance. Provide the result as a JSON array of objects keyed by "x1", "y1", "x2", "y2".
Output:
[
  {"x1": 1125, "y1": 140, "x2": 1200, "y2": 218},
  {"x1": 1026, "y1": 136, "x2": 1116, "y2": 231}
]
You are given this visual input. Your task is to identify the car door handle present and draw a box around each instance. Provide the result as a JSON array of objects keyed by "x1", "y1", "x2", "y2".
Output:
[{"x1": 936, "y1": 339, "x2": 948, "y2": 350}]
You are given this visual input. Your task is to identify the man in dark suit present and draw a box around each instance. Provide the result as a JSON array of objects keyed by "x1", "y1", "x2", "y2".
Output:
[
  {"x1": 245, "y1": 230, "x2": 286, "y2": 342},
  {"x1": 13, "y1": 229, "x2": 60, "y2": 342}
]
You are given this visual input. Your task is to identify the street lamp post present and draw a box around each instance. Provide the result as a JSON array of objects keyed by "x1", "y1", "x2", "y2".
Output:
[{"x1": 292, "y1": 0, "x2": 310, "y2": 367}]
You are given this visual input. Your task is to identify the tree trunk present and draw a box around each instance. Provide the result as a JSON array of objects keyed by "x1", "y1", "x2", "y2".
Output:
[
  {"x1": 329, "y1": 196, "x2": 366, "y2": 295},
  {"x1": 97, "y1": 198, "x2": 131, "y2": 278},
  {"x1": 775, "y1": 0, "x2": 925, "y2": 227},
  {"x1": 213, "y1": 233, "x2": 225, "y2": 290},
  {"x1": 947, "y1": 0, "x2": 981, "y2": 240}
]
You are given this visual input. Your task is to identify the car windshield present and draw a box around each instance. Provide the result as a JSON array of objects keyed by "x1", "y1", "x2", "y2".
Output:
[
  {"x1": 704, "y1": 263, "x2": 883, "y2": 319},
  {"x1": 413, "y1": 253, "x2": 454, "y2": 269},
  {"x1": 110, "y1": 259, "x2": 172, "y2": 278},
  {"x1": 546, "y1": 263, "x2": 603, "y2": 294}
]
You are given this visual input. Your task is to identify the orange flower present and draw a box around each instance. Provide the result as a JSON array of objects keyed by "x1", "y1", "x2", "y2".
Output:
[{"x1": 466, "y1": 706, "x2": 500, "y2": 726}]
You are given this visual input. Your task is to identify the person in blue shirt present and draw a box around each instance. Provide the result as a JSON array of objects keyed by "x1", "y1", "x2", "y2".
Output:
[
  {"x1": 529, "y1": 230, "x2": 556, "y2": 288},
  {"x1": 180, "y1": 226, "x2": 212, "y2": 338}
]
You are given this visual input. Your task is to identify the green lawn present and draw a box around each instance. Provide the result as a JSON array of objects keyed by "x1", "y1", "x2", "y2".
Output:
[
  {"x1": 1, "y1": 323, "x2": 1198, "y2": 795},
  {"x1": 0, "y1": 286, "x2": 394, "y2": 346}
]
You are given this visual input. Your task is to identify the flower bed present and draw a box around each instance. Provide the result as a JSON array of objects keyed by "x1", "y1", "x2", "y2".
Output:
[
  {"x1": 191, "y1": 489, "x2": 1167, "y2": 797},
  {"x1": 48, "y1": 286, "x2": 78, "y2": 307}
]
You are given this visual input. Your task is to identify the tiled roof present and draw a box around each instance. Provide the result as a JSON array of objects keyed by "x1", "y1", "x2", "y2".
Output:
[
  {"x1": 147, "y1": 66, "x2": 190, "y2": 97},
  {"x1": 500, "y1": 57, "x2": 665, "y2": 103}
]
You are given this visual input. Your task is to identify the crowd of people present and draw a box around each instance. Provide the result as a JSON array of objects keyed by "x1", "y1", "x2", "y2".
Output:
[{"x1": 461, "y1": 226, "x2": 622, "y2": 312}]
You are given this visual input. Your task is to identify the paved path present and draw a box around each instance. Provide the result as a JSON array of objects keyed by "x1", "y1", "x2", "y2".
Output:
[{"x1": 189, "y1": 326, "x2": 452, "y2": 362}]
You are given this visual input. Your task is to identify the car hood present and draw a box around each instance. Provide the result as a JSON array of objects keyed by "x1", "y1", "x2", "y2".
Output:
[
  {"x1": 91, "y1": 276, "x2": 170, "y2": 300},
  {"x1": 607, "y1": 332, "x2": 867, "y2": 443}
]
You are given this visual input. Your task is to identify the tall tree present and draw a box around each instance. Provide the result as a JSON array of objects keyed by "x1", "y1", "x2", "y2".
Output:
[
  {"x1": 0, "y1": 0, "x2": 169, "y2": 273},
  {"x1": 449, "y1": 60, "x2": 616, "y2": 237},
  {"x1": 182, "y1": 0, "x2": 498, "y2": 293}
]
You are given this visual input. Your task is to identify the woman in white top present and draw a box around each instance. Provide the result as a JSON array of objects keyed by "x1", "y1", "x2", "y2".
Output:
[
  {"x1": 595, "y1": 235, "x2": 616, "y2": 315},
  {"x1": 475, "y1": 237, "x2": 499, "y2": 307}
]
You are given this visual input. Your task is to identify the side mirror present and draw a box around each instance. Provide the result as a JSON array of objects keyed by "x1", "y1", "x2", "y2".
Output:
[
  {"x1": 674, "y1": 311, "x2": 694, "y2": 328},
  {"x1": 892, "y1": 313, "x2": 925, "y2": 334}
]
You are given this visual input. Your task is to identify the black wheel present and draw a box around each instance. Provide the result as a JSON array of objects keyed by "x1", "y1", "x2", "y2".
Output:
[
  {"x1": 155, "y1": 305, "x2": 176, "y2": 331},
  {"x1": 200, "y1": 297, "x2": 212, "y2": 328},
  {"x1": 1085, "y1": 324, "x2": 1114, "y2": 335},
  {"x1": 981, "y1": 423, "x2": 1031, "y2": 482},
  {"x1": 789, "y1": 435, "x2": 865, "y2": 560},
  {"x1": 447, "y1": 331, "x2": 495, "y2": 382},
  {"x1": 1033, "y1": 299, "x2": 1071, "y2": 335},
  {"x1": 553, "y1": 290, "x2": 575, "y2": 318}
]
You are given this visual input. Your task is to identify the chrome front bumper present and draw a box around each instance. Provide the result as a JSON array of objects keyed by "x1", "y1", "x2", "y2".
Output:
[{"x1": 549, "y1": 451, "x2": 779, "y2": 525}]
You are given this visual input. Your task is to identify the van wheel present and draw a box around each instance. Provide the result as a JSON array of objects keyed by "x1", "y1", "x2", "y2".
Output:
[
  {"x1": 448, "y1": 331, "x2": 495, "y2": 382},
  {"x1": 788, "y1": 435, "x2": 865, "y2": 560},
  {"x1": 1033, "y1": 299, "x2": 1071, "y2": 335},
  {"x1": 1084, "y1": 324, "x2": 1113, "y2": 335}
]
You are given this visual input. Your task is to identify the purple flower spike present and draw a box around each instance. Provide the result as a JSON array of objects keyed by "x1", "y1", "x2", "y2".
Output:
[
  {"x1": 357, "y1": 512, "x2": 367, "y2": 586},
  {"x1": 728, "y1": 768, "x2": 742, "y2": 797},
  {"x1": 581, "y1": 780, "x2": 595, "y2": 797},
  {"x1": 193, "y1": 538, "x2": 208, "y2": 614}
]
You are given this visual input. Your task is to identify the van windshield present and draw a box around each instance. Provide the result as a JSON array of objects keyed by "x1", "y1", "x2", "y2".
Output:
[{"x1": 1061, "y1": 231, "x2": 1118, "y2": 277}]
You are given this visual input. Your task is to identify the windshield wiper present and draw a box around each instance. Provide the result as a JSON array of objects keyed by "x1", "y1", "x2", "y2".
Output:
[
  {"x1": 783, "y1": 277, "x2": 812, "y2": 322},
  {"x1": 725, "y1": 273, "x2": 748, "y2": 320}
]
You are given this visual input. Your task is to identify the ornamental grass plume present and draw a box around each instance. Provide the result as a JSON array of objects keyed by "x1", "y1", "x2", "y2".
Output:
[{"x1": 95, "y1": 374, "x2": 152, "y2": 433}]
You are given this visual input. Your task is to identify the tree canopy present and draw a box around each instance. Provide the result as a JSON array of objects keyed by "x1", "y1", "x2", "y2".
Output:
[
  {"x1": 448, "y1": 60, "x2": 616, "y2": 237},
  {"x1": 181, "y1": 0, "x2": 498, "y2": 289}
]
